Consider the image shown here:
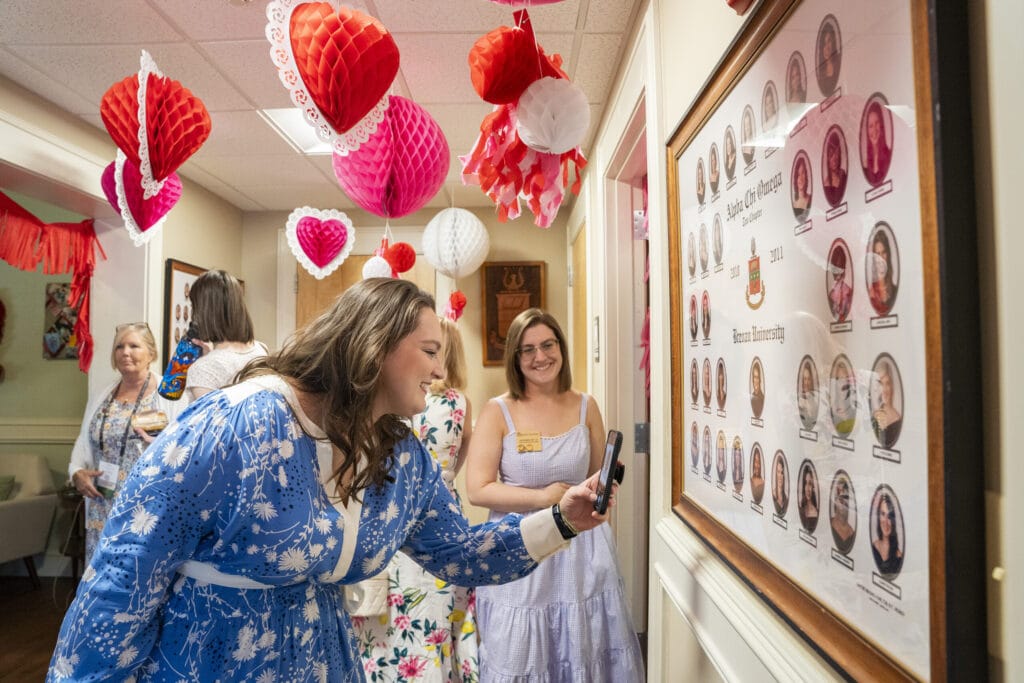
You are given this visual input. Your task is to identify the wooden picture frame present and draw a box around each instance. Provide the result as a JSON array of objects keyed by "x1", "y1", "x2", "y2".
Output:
[
  {"x1": 162, "y1": 259, "x2": 205, "y2": 368},
  {"x1": 665, "y1": 1, "x2": 984, "y2": 680},
  {"x1": 480, "y1": 261, "x2": 546, "y2": 366}
]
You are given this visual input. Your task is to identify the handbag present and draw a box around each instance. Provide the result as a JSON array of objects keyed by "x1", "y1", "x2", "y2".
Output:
[{"x1": 343, "y1": 571, "x2": 390, "y2": 617}]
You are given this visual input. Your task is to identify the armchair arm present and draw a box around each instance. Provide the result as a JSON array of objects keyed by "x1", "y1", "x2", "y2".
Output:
[{"x1": 0, "y1": 493, "x2": 57, "y2": 564}]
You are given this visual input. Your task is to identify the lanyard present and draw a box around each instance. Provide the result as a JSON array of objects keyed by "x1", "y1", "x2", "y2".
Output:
[{"x1": 98, "y1": 373, "x2": 151, "y2": 463}]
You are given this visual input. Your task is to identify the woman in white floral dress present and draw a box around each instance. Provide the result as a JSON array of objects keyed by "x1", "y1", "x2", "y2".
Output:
[{"x1": 354, "y1": 317, "x2": 480, "y2": 682}]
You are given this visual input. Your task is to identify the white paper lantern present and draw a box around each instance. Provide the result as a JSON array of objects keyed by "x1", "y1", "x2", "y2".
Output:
[
  {"x1": 515, "y1": 77, "x2": 590, "y2": 155},
  {"x1": 422, "y1": 208, "x2": 490, "y2": 280},
  {"x1": 362, "y1": 255, "x2": 394, "y2": 279}
]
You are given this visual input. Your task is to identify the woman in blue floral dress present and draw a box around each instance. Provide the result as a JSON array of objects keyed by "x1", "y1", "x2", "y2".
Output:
[
  {"x1": 354, "y1": 316, "x2": 480, "y2": 681},
  {"x1": 48, "y1": 279, "x2": 610, "y2": 683}
]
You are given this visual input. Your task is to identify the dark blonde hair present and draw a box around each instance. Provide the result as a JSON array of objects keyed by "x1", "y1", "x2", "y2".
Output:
[
  {"x1": 189, "y1": 269, "x2": 254, "y2": 344},
  {"x1": 431, "y1": 317, "x2": 467, "y2": 393},
  {"x1": 239, "y1": 278, "x2": 434, "y2": 497},
  {"x1": 503, "y1": 308, "x2": 571, "y2": 400},
  {"x1": 110, "y1": 322, "x2": 157, "y2": 370}
]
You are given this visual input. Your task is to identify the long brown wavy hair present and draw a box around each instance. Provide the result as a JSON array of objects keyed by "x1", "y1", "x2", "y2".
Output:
[{"x1": 238, "y1": 278, "x2": 435, "y2": 498}]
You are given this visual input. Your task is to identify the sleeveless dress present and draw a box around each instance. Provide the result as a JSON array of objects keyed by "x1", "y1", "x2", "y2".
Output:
[
  {"x1": 353, "y1": 388, "x2": 480, "y2": 681},
  {"x1": 475, "y1": 396, "x2": 645, "y2": 682}
]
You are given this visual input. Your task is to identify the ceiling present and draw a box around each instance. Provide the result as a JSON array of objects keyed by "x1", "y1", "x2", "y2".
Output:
[{"x1": 0, "y1": 0, "x2": 643, "y2": 215}]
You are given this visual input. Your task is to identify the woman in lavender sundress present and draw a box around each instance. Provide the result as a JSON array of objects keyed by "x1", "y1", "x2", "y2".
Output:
[
  {"x1": 354, "y1": 316, "x2": 481, "y2": 681},
  {"x1": 48, "y1": 280, "x2": 613, "y2": 683},
  {"x1": 467, "y1": 308, "x2": 645, "y2": 682}
]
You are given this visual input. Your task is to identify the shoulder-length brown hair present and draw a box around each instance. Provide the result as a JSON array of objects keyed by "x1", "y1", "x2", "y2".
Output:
[
  {"x1": 503, "y1": 308, "x2": 572, "y2": 400},
  {"x1": 431, "y1": 317, "x2": 467, "y2": 393},
  {"x1": 189, "y1": 269, "x2": 254, "y2": 344},
  {"x1": 239, "y1": 278, "x2": 435, "y2": 497}
]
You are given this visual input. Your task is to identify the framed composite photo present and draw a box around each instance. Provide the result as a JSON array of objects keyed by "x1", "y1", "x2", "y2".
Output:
[
  {"x1": 480, "y1": 261, "x2": 546, "y2": 366},
  {"x1": 162, "y1": 259, "x2": 205, "y2": 368},
  {"x1": 665, "y1": 0, "x2": 983, "y2": 681}
]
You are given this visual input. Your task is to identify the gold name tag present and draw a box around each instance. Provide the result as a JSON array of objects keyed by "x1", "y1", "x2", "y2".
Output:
[{"x1": 516, "y1": 431, "x2": 543, "y2": 453}]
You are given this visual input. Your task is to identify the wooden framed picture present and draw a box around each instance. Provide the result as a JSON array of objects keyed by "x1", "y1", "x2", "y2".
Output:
[
  {"x1": 480, "y1": 261, "x2": 546, "y2": 366},
  {"x1": 666, "y1": 0, "x2": 983, "y2": 680},
  {"x1": 162, "y1": 259, "x2": 205, "y2": 368}
]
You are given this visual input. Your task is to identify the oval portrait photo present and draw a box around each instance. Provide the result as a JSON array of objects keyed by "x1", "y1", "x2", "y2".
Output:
[
  {"x1": 826, "y1": 238, "x2": 854, "y2": 323},
  {"x1": 771, "y1": 450, "x2": 790, "y2": 516},
  {"x1": 701, "y1": 290, "x2": 711, "y2": 340},
  {"x1": 829, "y1": 353, "x2": 858, "y2": 436},
  {"x1": 702, "y1": 425, "x2": 712, "y2": 475},
  {"x1": 791, "y1": 150, "x2": 813, "y2": 222},
  {"x1": 750, "y1": 443, "x2": 765, "y2": 504},
  {"x1": 821, "y1": 125, "x2": 849, "y2": 207},
  {"x1": 716, "y1": 431, "x2": 727, "y2": 484},
  {"x1": 741, "y1": 105, "x2": 756, "y2": 165},
  {"x1": 797, "y1": 354, "x2": 820, "y2": 430},
  {"x1": 786, "y1": 50, "x2": 807, "y2": 104},
  {"x1": 762, "y1": 80, "x2": 779, "y2": 131},
  {"x1": 690, "y1": 421, "x2": 700, "y2": 468},
  {"x1": 689, "y1": 294, "x2": 698, "y2": 341},
  {"x1": 716, "y1": 357, "x2": 728, "y2": 410},
  {"x1": 696, "y1": 157, "x2": 706, "y2": 205},
  {"x1": 732, "y1": 436, "x2": 744, "y2": 494},
  {"x1": 702, "y1": 357, "x2": 712, "y2": 408},
  {"x1": 699, "y1": 224, "x2": 709, "y2": 274},
  {"x1": 713, "y1": 214, "x2": 724, "y2": 266},
  {"x1": 724, "y1": 125, "x2": 737, "y2": 181},
  {"x1": 870, "y1": 353, "x2": 904, "y2": 448},
  {"x1": 866, "y1": 222, "x2": 900, "y2": 317},
  {"x1": 709, "y1": 142, "x2": 721, "y2": 195},
  {"x1": 797, "y1": 459, "x2": 820, "y2": 534},
  {"x1": 749, "y1": 356, "x2": 765, "y2": 418},
  {"x1": 860, "y1": 92, "x2": 895, "y2": 186},
  {"x1": 815, "y1": 14, "x2": 843, "y2": 97},
  {"x1": 689, "y1": 357, "x2": 699, "y2": 404},
  {"x1": 870, "y1": 484, "x2": 906, "y2": 580},
  {"x1": 687, "y1": 232, "x2": 697, "y2": 277},
  {"x1": 829, "y1": 470, "x2": 857, "y2": 555}
]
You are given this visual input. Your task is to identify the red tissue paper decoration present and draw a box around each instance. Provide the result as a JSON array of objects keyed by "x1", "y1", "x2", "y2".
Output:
[
  {"x1": 268, "y1": 0, "x2": 399, "y2": 154},
  {"x1": 444, "y1": 290, "x2": 468, "y2": 323},
  {"x1": 468, "y1": 10, "x2": 566, "y2": 105},
  {"x1": 384, "y1": 241, "x2": 416, "y2": 274},
  {"x1": 100, "y1": 50, "x2": 211, "y2": 199},
  {"x1": 332, "y1": 95, "x2": 450, "y2": 219},
  {"x1": 0, "y1": 191, "x2": 106, "y2": 373},
  {"x1": 727, "y1": 0, "x2": 755, "y2": 15}
]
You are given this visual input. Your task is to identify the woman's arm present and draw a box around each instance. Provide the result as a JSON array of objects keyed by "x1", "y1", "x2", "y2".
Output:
[
  {"x1": 465, "y1": 399, "x2": 569, "y2": 513},
  {"x1": 585, "y1": 395, "x2": 607, "y2": 476}
]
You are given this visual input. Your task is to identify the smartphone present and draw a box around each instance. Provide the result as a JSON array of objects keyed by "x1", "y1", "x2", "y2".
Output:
[{"x1": 594, "y1": 429, "x2": 624, "y2": 514}]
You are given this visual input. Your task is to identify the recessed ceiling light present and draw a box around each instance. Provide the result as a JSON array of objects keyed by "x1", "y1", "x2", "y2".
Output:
[{"x1": 258, "y1": 108, "x2": 333, "y2": 156}]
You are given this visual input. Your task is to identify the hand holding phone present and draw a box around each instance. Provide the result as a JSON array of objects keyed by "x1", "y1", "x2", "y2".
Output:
[{"x1": 594, "y1": 429, "x2": 624, "y2": 514}]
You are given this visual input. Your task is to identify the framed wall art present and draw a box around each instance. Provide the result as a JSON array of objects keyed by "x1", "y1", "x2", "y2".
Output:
[
  {"x1": 480, "y1": 261, "x2": 546, "y2": 366},
  {"x1": 665, "y1": 0, "x2": 983, "y2": 680},
  {"x1": 162, "y1": 259, "x2": 205, "y2": 368}
]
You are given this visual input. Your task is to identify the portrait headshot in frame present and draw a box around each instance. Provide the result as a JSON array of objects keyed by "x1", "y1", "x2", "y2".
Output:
[
  {"x1": 716, "y1": 431, "x2": 727, "y2": 484},
  {"x1": 702, "y1": 425, "x2": 712, "y2": 475},
  {"x1": 821, "y1": 125, "x2": 849, "y2": 207},
  {"x1": 709, "y1": 143, "x2": 721, "y2": 195},
  {"x1": 749, "y1": 356, "x2": 766, "y2": 418},
  {"x1": 791, "y1": 150, "x2": 813, "y2": 222},
  {"x1": 696, "y1": 157, "x2": 707, "y2": 205},
  {"x1": 815, "y1": 14, "x2": 843, "y2": 97},
  {"x1": 750, "y1": 443, "x2": 765, "y2": 503},
  {"x1": 699, "y1": 224, "x2": 710, "y2": 273},
  {"x1": 713, "y1": 214, "x2": 724, "y2": 266},
  {"x1": 690, "y1": 421, "x2": 700, "y2": 468},
  {"x1": 870, "y1": 353, "x2": 904, "y2": 448},
  {"x1": 771, "y1": 450, "x2": 790, "y2": 516},
  {"x1": 860, "y1": 93, "x2": 895, "y2": 186},
  {"x1": 797, "y1": 459, "x2": 820, "y2": 534},
  {"x1": 829, "y1": 470, "x2": 857, "y2": 555},
  {"x1": 716, "y1": 357, "x2": 727, "y2": 410},
  {"x1": 731, "y1": 437, "x2": 744, "y2": 493},
  {"x1": 870, "y1": 485, "x2": 906, "y2": 580},
  {"x1": 687, "y1": 232, "x2": 697, "y2": 277},
  {"x1": 724, "y1": 125, "x2": 737, "y2": 181},
  {"x1": 762, "y1": 80, "x2": 779, "y2": 131},
  {"x1": 866, "y1": 222, "x2": 900, "y2": 316},
  {"x1": 797, "y1": 354, "x2": 820, "y2": 430},
  {"x1": 690, "y1": 358, "x2": 699, "y2": 404},
  {"x1": 689, "y1": 294, "x2": 698, "y2": 341},
  {"x1": 826, "y1": 238, "x2": 854, "y2": 323},
  {"x1": 786, "y1": 50, "x2": 807, "y2": 103},
  {"x1": 702, "y1": 357, "x2": 712, "y2": 408},
  {"x1": 830, "y1": 353, "x2": 858, "y2": 436},
  {"x1": 741, "y1": 105, "x2": 756, "y2": 165},
  {"x1": 701, "y1": 290, "x2": 711, "y2": 340}
]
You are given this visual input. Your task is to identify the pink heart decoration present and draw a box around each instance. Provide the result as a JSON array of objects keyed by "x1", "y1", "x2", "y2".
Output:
[
  {"x1": 285, "y1": 207, "x2": 356, "y2": 279},
  {"x1": 101, "y1": 154, "x2": 183, "y2": 245}
]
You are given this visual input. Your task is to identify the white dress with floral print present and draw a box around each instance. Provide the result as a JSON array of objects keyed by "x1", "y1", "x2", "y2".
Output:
[
  {"x1": 353, "y1": 388, "x2": 480, "y2": 682},
  {"x1": 47, "y1": 377, "x2": 553, "y2": 683}
]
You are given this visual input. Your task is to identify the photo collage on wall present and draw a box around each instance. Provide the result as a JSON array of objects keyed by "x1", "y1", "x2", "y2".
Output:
[{"x1": 678, "y1": 1, "x2": 928, "y2": 678}]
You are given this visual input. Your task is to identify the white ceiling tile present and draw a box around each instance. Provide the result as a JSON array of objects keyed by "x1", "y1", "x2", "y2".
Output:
[
  {"x1": 0, "y1": 50, "x2": 99, "y2": 116},
  {"x1": 191, "y1": 111, "x2": 297, "y2": 159},
  {"x1": 149, "y1": 0, "x2": 271, "y2": 41},
  {"x1": 395, "y1": 33, "x2": 481, "y2": 104},
  {"x1": 584, "y1": 0, "x2": 640, "y2": 33},
  {"x1": 233, "y1": 184, "x2": 357, "y2": 212},
  {"x1": 198, "y1": 40, "x2": 294, "y2": 110},
  {"x1": 0, "y1": 0, "x2": 182, "y2": 45},
  {"x1": 188, "y1": 154, "x2": 326, "y2": 187},
  {"x1": 574, "y1": 33, "x2": 623, "y2": 103}
]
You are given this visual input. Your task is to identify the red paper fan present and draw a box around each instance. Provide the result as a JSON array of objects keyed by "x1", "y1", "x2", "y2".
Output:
[{"x1": 469, "y1": 10, "x2": 566, "y2": 104}]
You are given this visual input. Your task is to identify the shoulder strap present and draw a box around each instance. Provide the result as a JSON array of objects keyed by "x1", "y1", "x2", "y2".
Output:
[
  {"x1": 494, "y1": 397, "x2": 515, "y2": 433},
  {"x1": 579, "y1": 393, "x2": 589, "y2": 425}
]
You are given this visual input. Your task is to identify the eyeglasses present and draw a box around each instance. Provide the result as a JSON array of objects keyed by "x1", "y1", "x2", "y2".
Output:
[
  {"x1": 116, "y1": 322, "x2": 151, "y2": 332},
  {"x1": 517, "y1": 339, "x2": 559, "y2": 359}
]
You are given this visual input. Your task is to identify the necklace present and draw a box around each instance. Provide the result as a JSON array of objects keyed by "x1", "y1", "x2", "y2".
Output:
[{"x1": 98, "y1": 373, "x2": 151, "y2": 461}]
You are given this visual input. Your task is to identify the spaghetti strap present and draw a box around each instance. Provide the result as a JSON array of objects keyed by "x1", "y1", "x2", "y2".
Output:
[
  {"x1": 494, "y1": 397, "x2": 516, "y2": 433},
  {"x1": 578, "y1": 394, "x2": 589, "y2": 426}
]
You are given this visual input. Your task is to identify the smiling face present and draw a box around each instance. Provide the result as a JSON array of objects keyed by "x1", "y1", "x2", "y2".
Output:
[
  {"x1": 801, "y1": 364, "x2": 814, "y2": 395},
  {"x1": 752, "y1": 453, "x2": 762, "y2": 478},
  {"x1": 878, "y1": 365, "x2": 894, "y2": 406},
  {"x1": 796, "y1": 160, "x2": 808, "y2": 193},
  {"x1": 752, "y1": 363, "x2": 763, "y2": 394},
  {"x1": 828, "y1": 138, "x2": 841, "y2": 172},
  {"x1": 374, "y1": 308, "x2": 444, "y2": 419},
  {"x1": 803, "y1": 469, "x2": 814, "y2": 500},
  {"x1": 873, "y1": 235, "x2": 890, "y2": 281},
  {"x1": 868, "y1": 108, "x2": 882, "y2": 146},
  {"x1": 517, "y1": 323, "x2": 563, "y2": 389},
  {"x1": 774, "y1": 458, "x2": 785, "y2": 490},
  {"x1": 878, "y1": 497, "x2": 893, "y2": 539}
]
